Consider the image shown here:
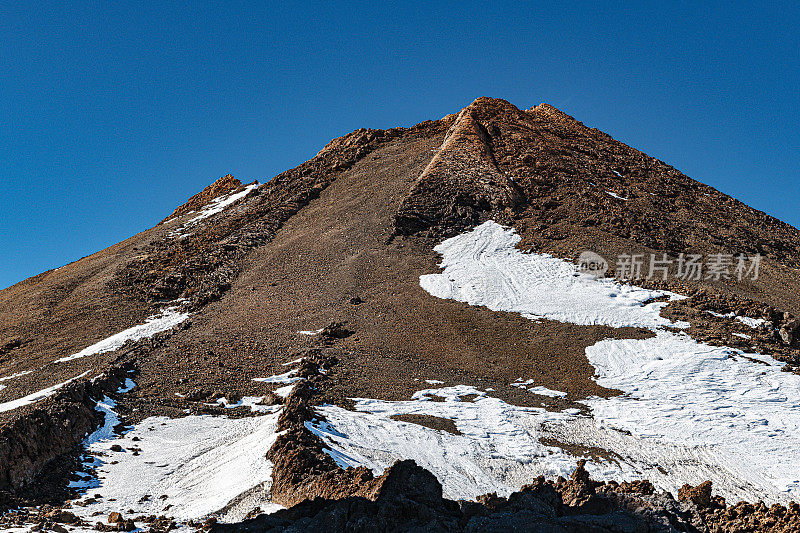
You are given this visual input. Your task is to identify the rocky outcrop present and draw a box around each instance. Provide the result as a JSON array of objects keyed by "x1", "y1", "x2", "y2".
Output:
[
  {"x1": 216, "y1": 459, "x2": 706, "y2": 533},
  {"x1": 395, "y1": 98, "x2": 800, "y2": 272},
  {"x1": 394, "y1": 98, "x2": 524, "y2": 237},
  {"x1": 161, "y1": 174, "x2": 243, "y2": 224},
  {"x1": 779, "y1": 316, "x2": 800, "y2": 347},
  {"x1": 0, "y1": 365, "x2": 130, "y2": 495}
]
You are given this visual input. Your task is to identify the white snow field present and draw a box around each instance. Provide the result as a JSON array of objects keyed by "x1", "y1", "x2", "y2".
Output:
[
  {"x1": 55, "y1": 307, "x2": 190, "y2": 364},
  {"x1": 419, "y1": 220, "x2": 685, "y2": 330},
  {"x1": 310, "y1": 221, "x2": 800, "y2": 505},
  {"x1": 70, "y1": 411, "x2": 284, "y2": 524},
  {"x1": 308, "y1": 386, "x2": 617, "y2": 502}
]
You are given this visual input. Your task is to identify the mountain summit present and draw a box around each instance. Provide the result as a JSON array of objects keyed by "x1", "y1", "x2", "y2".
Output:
[{"x1": 2, "y1": 98, "x2": 800, "y2": 532}]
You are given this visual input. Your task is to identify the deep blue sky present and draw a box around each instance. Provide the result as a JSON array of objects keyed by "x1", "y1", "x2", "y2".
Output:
[{"x1": 2, "y1": 2, "x2": 798, "y2": 289}]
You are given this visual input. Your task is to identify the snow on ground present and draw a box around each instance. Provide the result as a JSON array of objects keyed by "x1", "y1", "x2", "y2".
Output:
[
  {"x1": 0, "y1": 370, "x2": 33, "y2": 391},
  {"x1": 253, "y1": 369, "x2": 302, "y2": 384},
  {"x1": 307, "y1": 220, "x2": 800, "y2": 505},
  {"x1": 215, "y1": 396, "x2": 282, "y2": 413},
  {"x1": 55, "y1": 307, "x2": 189, "y2": 364},
  {"x1": 274, "y1": 384, "x2": 296, "y2": 398},
  {"x1": 187, "y1": 183, "x2": 260, "y2": 224},
  {"x1": 168, "y1": 182, "x2": 260, "y2": 239},
  {"x1": 308, "y1": 387, "x2": 595, "y2": 501},
  {"x1": 0, "y1": 370, "x2": 34, "y2": 383},
  {"x1": 0, "y1": 371, "x2": 90, "y2": 413},
  {"x1": 706, "y1": 310, "x2": 767, "y2": 329},
  {"x1": 511, "y1": 380, "x2": 568, "y2": 398},
  {"x1": 419, "y1": 221, "x2": 684, "y2": 330},
  {"x1": 69, "y1": 412, "x2": 284, "y2": 524},
  {"x1": 606, "y1": 191, "x2": 628, "y2": 200},
  {"x1": 584, "y1": 331, "x2": 800, "y2": 501},
  {"x1": 309, "y1": 385, "x2": 761, "y2": 502},
  {"x1": 736, "y1": 316, "x2": 767, "y2": 329}
]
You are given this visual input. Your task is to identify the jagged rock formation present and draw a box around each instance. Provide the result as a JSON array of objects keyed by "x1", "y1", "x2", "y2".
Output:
[{"x1": 162, "y1": 174, "x2": 243, "y2": 223}]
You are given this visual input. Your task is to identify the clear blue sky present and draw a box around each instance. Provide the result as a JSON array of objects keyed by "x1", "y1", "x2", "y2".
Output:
[{"x1": 2, "y1": 1, "x2": 798, "y2": 289}]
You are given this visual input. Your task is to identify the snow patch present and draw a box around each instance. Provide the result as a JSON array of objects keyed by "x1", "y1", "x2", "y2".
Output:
[
  {"x1": 216, "y1": 396, "x2": 282, "y2": 413},
  {"x1": 252, "y1": 369, "x2": 301, "y2": 384},
  {"x1": 274, "y1": 384, "x2": 296, "y2": 398},
  {"x1": 0, "y1": 371, "x2": 90, "y2": 413},
  {"x1": 70, "y1": 412, "x2": 283, "y2": 523},
  {"x1": 584, "y1": 331, "x2": 800, "y2": 501},
  {"x1": 307, "y1": 387, "x2": 592, "y2": 500},
  {"x1": 0, "y1": 370, "x2": 34, "y2": 392},
  {"x1": 419, "y1": 221, "x2": 684, "y2": 330},
  {"x1": 187, "y1": 183, "x2": 260, "y2": 224},
  {"x1": 0, "y1": 370, "x2": 34, "y2": 383},
  {"x1": 706, "y1": 311, "x2": 766, "y2": 329},
  {"x1": 168, "y1": 182, "x2": 260, "y2": 239},
  {"x1": 511, "y1": 380, "x2": 568, "y2": 398},
  {"x1": 55, "y1": 307, "x2": 189, "y2": 364}
]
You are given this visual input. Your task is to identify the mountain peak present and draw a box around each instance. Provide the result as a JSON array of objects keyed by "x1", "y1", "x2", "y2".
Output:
[{"x1": 3, "y1": 99, "x2": 800, "y2": 532}]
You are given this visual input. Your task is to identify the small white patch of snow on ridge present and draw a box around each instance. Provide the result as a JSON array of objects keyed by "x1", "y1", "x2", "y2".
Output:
[
  {"x1": 0, "y1": 370, "x2": 34, "y2": 383},
  {"x1": 274, "y1": 384, "x2": 296, "y2": 398},
  {"x1": 0, "y1": 370, "x2": 35, "y2": 392},
  {"x1": 736, "y1": 316, "x2": 766, "y2": 329},
  {"x1": 412, "y1": 384, "x2": 485, "y2": 402},
  {"x1": 0, "y1": 371, "x2": 90, "y2": 413},
  {"x1": 55, "y1": 307, "x2": 189, "y2": 364},
  {"x1": 297, "y1": 328, "x2": 324, "y2": 336},
  {"x1": 706, "y1": 310, "x2": 767, "y2": 329},
  {"x1": 188, "y1": 183, "x2": 260, "y2": 224},
  {"x1": 606, "y1": 191, "x2": 628, "y2": 200},
  {"x1": 216, "y1": 396, "x2": 281, "y2": 413},
  {"x1": 707, "y1": 310, "x2": 735, "y2": 319},
  {"x1": 425, "y1": 379, "x2": 444, "y2": 385}
]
